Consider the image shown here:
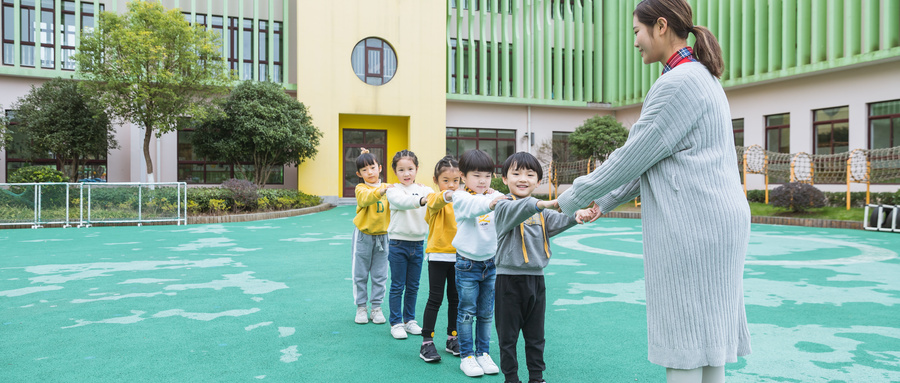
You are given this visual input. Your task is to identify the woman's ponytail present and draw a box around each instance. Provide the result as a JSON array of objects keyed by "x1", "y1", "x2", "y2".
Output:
[{"x1": 691, "y1": 25, "x2": 724, "y2": 78}]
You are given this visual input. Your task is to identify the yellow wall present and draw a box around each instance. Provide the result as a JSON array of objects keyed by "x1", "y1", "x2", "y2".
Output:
[
  {"x1": 338, "y1": 114, "x2": 410, "y2": 186},
  {"x1": 295, "y1": 1, "x2": 447, "y2": 199}
]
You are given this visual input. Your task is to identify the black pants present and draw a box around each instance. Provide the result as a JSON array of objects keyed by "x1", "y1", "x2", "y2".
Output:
[
  {"x1": 421, "y1": 260, "x2": 458, "y2": 338},
  {"x1": 495, "y1": 274, "x2": 546, "y2": 382}
]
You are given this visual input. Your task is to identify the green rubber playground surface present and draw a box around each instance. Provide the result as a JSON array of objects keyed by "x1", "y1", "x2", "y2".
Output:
[{"x1": 2, "y1": 205, "x2": 899, "y2": 382}]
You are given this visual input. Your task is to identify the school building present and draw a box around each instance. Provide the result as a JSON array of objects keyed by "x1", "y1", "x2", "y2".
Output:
[{"x1": 1, "y1": 0, "x2": 899, "y2": 204}]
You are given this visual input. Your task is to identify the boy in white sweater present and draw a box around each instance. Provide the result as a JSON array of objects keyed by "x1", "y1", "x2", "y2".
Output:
[{"x1": 446, "y1": 149, "x2": 506, "y2": 377}]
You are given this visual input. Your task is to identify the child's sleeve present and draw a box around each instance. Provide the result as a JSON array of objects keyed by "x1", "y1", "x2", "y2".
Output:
[
  {"x1": 355, "y1": 185, "x2": 383, "y2": 208},
  {"x1": 544, "y1": 209, "x2": 579, "y2": 237},
  {"x1": 386, "y1": 186, "x2": 427, "y2": 211},
  {"x1": 493, "y1": 197, "x2": 542, "y2": 235},
  {"x1": 452, "y1": 191, "x2": 493, "y2": 220},
  {"x1": 426, "y1": 190, "x2": 450, "y2": 214}
]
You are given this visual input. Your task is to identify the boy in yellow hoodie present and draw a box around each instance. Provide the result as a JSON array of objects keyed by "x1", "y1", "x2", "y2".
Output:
[{"x1": 352, "y1": 148, "x2": 393, "y2": 325}]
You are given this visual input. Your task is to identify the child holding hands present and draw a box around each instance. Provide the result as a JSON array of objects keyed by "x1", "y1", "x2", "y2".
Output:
[
  {"x1": 351, "y1": 148, "x2": 393, "y2": 325},
  {"x1": 492, "y1": 152, "x2": 592, "y2": 383}
]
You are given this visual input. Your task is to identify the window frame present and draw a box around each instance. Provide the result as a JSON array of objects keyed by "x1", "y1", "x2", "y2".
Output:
[
  {"x1": 4, "y1": 109, "x2": 109, "y2": 182},
  {"x1": 176, "y1": 127, "x2": 284, "y2": 185},
  {"x1": 1, "y1": 2, "x2": 12, "y2": 66},
  {"x1": 868, "y1": 99, "x2": 900, "y2": 150},
  {"x1": 445, "y1": 127, "x2": 517, "y2": 174},
  {"x1": 764, "y1": 113, "x2": 790, "y2": 154},
  {"x1": 732, "y1": 118, "x2": 744, "y2": 147},
  {"x1": 812, "y1": 106, "x2": 850, "y2": 155}
]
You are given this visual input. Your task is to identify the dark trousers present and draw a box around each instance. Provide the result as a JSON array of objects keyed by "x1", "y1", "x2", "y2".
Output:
[
  {"x1": 421, "y1": 260, "x2": 459, "y2": 338},
  {"x1": 495, "y1": 274, "x2": 546, "y2": 382}
]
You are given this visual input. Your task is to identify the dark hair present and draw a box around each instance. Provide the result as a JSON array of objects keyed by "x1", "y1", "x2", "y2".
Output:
[
  {"x1": 355, "y1": 148, "x2": 378, "y2": 171},
  {"x1": 391, "y1": 149, "x2": 418, "y2": 171},
  {"x1": 501, "y1": 152, "x2": 543, "y2": 182},
  {"x1": 433, "y1": 155, "x2": 459, "y2": 180},
  {"x1": 634, "y1": 0, "x2": 724, "y2": 78},
  {"x1": 458, "y1": 149, "x2": 494, "y2": 175}
]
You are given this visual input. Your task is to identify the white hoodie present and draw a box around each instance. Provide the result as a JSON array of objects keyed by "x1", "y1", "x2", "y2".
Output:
[
  {"x1": 451, "y1": 189, "x2": 505, "y2": 261},
  {"x1": 385, "y1": 183, "x2": 434, "y2": 241}
]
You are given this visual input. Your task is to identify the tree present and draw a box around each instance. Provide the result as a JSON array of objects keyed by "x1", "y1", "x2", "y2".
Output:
[
  {"x1": 0, "y1": 104, "x2": 8, "y2": 149},
  {"x1": 74, "y1": 0, "x2": 232, "y2": 183},
  {"x1": 11, "y1": 78, "x2": 117, "y2": 182},
  {"x1": 568, "y1": 115, "x2": 629, "y2": 163},
  {"x1": 190, "y1": 81, "x2": 322, "y2": 187}
]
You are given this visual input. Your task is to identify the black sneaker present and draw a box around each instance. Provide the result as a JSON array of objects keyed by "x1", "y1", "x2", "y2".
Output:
[
  {"x1": 445, "y1": 337, "x2": 461, "y2": 356},
  {"x1": 527, "y1": 380, "x2": 546, "y2": 383},
  {"x1": 420, "y1": 342, "x2": 442, "y2": 363}
]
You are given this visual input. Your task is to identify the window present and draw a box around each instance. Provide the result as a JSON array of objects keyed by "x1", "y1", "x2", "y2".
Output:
[
  {"x1": 765, "y1": 113, "x2": 790, "y2": 153},
  {"x1": 732, "y1": 119, "x2": 744, "y2": 147},
  {"x1": 61, "y1": 1, "x2": 76, "y2": 69},
  {"x1": 813, "y1": 106, "x2": 849, "y2": 154},
  {"x1": 227, "y1": 17, "x2": 238, "y2": 72},
  {"x1": 4, "y1": 110, "x2": 108, "y2": 182},
  {"x1": 273, "y1": 21, "x2": 282, "y2": 83},
  {"x1": 869, "y1": 100, "x2": 900, "y2": 149},
  {"x1": 257, "y1": 20, "x2": 267, "y2": 81},
  {"x1": 241, "y1": 18, "x2": 253, "y2": 80},
  {"x1": 446, "y1": 127, "x2": 516, "y2": 173},
  {"x1": 177, "y1": 126, "x2": 283, "y2": 185},
  {"x1": 351, "y1": 37, "x2": 397, "y2": 86},
  {"x1": 2, "y1": 2, "x2": 13, "y2": 65},
  {"x1": 19, "y1": 0, "x2": 36, "y2": 67}
]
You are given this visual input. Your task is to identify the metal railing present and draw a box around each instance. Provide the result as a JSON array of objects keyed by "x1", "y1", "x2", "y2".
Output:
[{"x1": 0, "y1": 182, "x2": 187, "y2": 228}]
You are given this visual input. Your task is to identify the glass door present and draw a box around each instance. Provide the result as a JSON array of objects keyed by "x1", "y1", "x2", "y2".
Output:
[{"x1": 343, "y1": 129, "x2": 387, "y2": 197}]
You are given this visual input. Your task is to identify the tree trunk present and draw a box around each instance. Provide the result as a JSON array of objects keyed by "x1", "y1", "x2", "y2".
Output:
[
  {"x1": 68, "y1": 158, "x2": 79, "y2": 183},
  {"x1": 143, "y1": 125, "x2": 155, "y2": 184}
]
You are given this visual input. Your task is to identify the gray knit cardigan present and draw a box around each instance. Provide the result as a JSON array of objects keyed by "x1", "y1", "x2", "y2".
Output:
[{"x1": 558, "y1": 62, "x2": 752, "y2": 369}]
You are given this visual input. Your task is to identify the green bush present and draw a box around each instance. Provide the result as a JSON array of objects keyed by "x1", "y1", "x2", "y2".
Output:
[
  {"x1": 8, "y1": 165, "x2": 67, "y2": 184},
  {"x1": 748, "y1": 189, "x2": 899, "y2": 208},
  {"x1": 490, "y1": 176, "x2": 510, "y2": 195},
  {"x1": 770, "y1": 183, "x2": 826, "y2": 212},
  {"x1": 222, "y1": 178, "x2": 258, "y2": 211}
]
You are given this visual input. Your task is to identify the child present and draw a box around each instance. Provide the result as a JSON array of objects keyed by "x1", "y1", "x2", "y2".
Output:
[
  {"x1": 492, "y1": 152, "x2": 590, "y2": 383},
  {"x1": 419, "y1": 156, "x2": 462, "y2": 362},
  {"x1": 446, "y1": 149, "x2": 507, "y2": 377},
  {"x1": 384, "y1": 150, "x2": 434, "y2": 339},
  {"x1": 351, "y1": 148, "x2": 392, "y2": 325}
]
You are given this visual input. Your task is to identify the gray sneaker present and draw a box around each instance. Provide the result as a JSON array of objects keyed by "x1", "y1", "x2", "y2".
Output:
[
  {"x1": 445, "y1": 337, "x2": 460, "y2": 356},
  {"x1": 419, "y1": 342, "x2": 442, "y2": 363}
]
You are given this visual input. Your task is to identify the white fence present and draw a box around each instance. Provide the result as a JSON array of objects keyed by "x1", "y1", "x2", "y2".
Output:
[{"x1": 0, "y1": 182, "x2": 187, "y2": 228}]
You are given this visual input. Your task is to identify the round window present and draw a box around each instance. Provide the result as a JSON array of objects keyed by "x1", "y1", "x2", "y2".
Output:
[{"x1": 351, "y1": 37, "x2": 397, "y2": 86}]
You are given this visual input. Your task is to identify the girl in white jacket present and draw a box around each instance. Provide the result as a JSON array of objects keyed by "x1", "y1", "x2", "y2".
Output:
[{"x1": 384, "y1": 150, "x2": 435, "y2": 340}]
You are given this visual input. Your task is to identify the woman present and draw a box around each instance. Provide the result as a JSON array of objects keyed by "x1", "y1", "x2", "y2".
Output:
[{"x1": 556, "y1": 0, "x2": 751, "y2": 382}]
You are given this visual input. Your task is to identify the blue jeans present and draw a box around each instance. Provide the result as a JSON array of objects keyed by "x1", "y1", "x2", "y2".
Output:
[
  {"x1": 388, "y1": 239, "x2": 424, "y2": 326},
  {"x1": 455, "y1": 254, "x2": 496, "y2": 358}
]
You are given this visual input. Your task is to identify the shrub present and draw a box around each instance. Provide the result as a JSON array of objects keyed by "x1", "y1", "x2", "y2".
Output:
[
  {"x1": 490, "y1": 176, "x2": 510, "y2": 195},
  {"x1": 770, "y1": 183, "x2": 826, "y2": 212},
  {"x1": 257, "y1": 197, "x2": 271, "y2": 211},
  {"x1": 222, "y1": 178, "x2": 258, "y2": 211},
  {"x1": 8, "y1": 166, "x2": 67, "y2": 184},
  {"x1": 208, "y1": 198, "x2": 228, "y2": 214}
]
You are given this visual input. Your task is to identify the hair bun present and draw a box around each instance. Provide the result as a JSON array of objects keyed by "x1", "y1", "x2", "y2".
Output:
[{"x1": 360, "y1": 148, "x2": 370, "y2": 154}]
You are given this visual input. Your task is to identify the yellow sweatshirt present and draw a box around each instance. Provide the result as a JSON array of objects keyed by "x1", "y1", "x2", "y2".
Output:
[
  {"x1": 425, "y1": 190, "x2": 457, "y2": 254},
  {"x1": 353, "y1": 182, "x2": 390, "y2": 235}
]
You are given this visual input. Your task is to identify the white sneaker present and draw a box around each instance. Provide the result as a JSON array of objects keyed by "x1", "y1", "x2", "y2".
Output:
[
  {"x1": 354, "y1": 306, "x2": 368, "y2": 324},
  {"x1": 370, "y1": 307, "x2": 386, "y2": 324},
  {"x1": 404, "y1": 320, "x2": 422, "y2": 335},
  {"x1": 475, "y1": 353, "x2": 499, "y2": 374},
  {"x1": 390, "y1": 323, "x2": 408, "y2": 339},
  {"x1": 460, "y1": 355, "x2": 484, "y2": 377}
]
